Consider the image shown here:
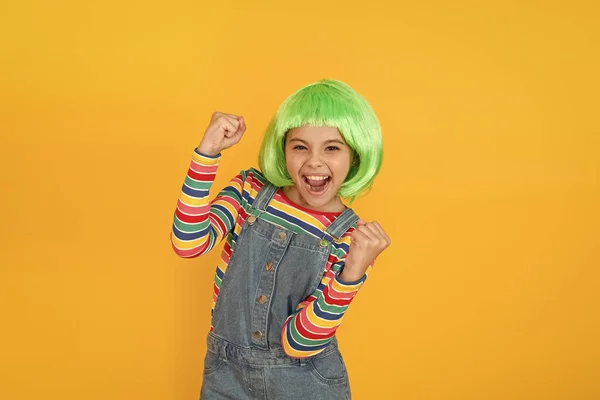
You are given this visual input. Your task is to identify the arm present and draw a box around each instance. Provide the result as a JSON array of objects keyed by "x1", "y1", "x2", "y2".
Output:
[
  {"x1": 171, "y1": 111, "x2": 247, "y2": 258},
  {"x1": 281, "y1": 257, "x2": 373, "y2": 358},
  {"x1": 170, "y1": 149, "x2": 245, "y2": 258},
  {"x1": 281, "y1": 219, "x2": 391, "y2": 358}
]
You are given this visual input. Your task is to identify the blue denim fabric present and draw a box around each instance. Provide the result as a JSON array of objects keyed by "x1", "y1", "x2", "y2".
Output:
[{"x1": 200, "y1": 182, "x2": 359, "y2": 399}]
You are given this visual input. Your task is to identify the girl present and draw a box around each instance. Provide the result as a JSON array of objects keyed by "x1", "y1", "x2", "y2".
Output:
[{"x1": 171, "y1": 79, "x2": 390, "y2": 399}]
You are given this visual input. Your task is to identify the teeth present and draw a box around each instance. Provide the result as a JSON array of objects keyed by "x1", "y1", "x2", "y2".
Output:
[{"x1": 306, "y1": 176, "x2": 328, "y2": 181}]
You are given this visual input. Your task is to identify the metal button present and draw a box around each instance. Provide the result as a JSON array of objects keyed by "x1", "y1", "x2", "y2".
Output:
[
  {"x1": 265, "y1": 262, "x2": 273, "y2": 271},
  {"x1": 252, "y1": 330, "x2": 262, "y2": 340},
  {"x1": 278, "y1": 231, "x2": 287, "y2": 240},
  {"x1": 320, "y1": 239, "x2": 329, "y2": 247},
  {"x1": 247, "y1": 215, "x2": 257, "y2": 224},
  {"x1": 257, "y1": 295, "x2": 267, "y2": 304}
]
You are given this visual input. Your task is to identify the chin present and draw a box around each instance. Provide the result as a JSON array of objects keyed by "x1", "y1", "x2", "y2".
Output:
[{"x1": 298, "y1": 186, "x2": 339, "y2": 211}]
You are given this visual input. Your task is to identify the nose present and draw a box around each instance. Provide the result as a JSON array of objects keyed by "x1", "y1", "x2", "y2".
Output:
[{"x1": 307, "y1": 151, "x2": 323, "y2": 167}]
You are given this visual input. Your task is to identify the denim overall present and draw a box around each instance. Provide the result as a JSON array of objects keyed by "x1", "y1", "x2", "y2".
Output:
[{"x1": 200, "y1": 182, "x2": 359, "y2": 400}]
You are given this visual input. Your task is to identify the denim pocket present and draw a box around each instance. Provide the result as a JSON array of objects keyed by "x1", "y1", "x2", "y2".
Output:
[
  {"x1": 308, "y1": 351, "x2": 348, "y2": 385},
  {"x1": 203, "y1": 350, "x2": 223, "y2": 376}
]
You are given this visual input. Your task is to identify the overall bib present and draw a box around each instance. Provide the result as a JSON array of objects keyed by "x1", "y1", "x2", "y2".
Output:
[{"x1": 200, "y1": 182, "x2": 359, "y2": 400}]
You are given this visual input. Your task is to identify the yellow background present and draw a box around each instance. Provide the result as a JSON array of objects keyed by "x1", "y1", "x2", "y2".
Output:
[{"x1": 1, "y1": 1, "x2": 599, "y2": 399}]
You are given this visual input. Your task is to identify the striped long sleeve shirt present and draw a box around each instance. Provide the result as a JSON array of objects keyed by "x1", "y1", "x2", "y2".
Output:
[{"x1": 170, "y1": 149, "x2": 371, "y2": 358}]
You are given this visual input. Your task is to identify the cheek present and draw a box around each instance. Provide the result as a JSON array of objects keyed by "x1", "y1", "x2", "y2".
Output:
[
  {"x1": 285, "y1": 155, "x2": 301, "y2": 175},
  {"x1": 329, "y1": 156, "x2": 352, "y2": 176}
]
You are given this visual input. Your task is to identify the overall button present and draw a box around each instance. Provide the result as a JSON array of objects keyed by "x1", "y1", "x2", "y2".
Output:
[
  {"x1": 278, "y1": 231, "x2": 287, "y2": 241},
  {"x1": 265, "y1": 262, "x2": 273, "y2": 271},
  {"x1": 257, "y1": 295, "x2": 267, "y2": 304},
  {"x1": 247, "y1": 215, "x2": 257, "y2": 224},
  {"x1": 252, "y1": 330, "x2": 263, "y2": 340},
  {"x1": 320, "y1": 239, "x2": 329, "y2": 247}
]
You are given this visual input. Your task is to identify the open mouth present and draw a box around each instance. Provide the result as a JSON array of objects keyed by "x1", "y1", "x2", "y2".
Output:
[{"x1": 303, "y1": 175, "x2": 331, "y2": 195}]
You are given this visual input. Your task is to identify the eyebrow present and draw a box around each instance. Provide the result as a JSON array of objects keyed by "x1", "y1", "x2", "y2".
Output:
[
  {"x1": 324, "y1": 139, "x2": 346, "y2": 145},
  {"x1": 289, "y1": 138, "x2": 346, "y2": 145}
]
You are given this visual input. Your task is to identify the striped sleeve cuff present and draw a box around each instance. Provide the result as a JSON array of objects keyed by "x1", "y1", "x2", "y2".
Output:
[
  {"x1": 192, "y1": 148, "x2": 221, "y2": 165},
  {"x1": 332, "y1": 270, "x2": 366, "y2": 293}
]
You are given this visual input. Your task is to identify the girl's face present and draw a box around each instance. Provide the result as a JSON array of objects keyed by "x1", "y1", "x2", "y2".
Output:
[{"x1": 283, "y1": 126, "x2": 353, "y2": 213}]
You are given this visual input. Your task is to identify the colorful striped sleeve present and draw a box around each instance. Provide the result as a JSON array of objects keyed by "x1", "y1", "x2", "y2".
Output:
[
  {"x1": 170, "y1": 149, "x2": 245, "y2": 258},
  {"x1": 281, "y1": 255, "x2": 374, "y2": 358}
]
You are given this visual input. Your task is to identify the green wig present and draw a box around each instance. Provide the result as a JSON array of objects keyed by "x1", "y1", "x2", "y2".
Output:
[{"x1": 258, "y1": 79, "x2": 383, "y2": 202}]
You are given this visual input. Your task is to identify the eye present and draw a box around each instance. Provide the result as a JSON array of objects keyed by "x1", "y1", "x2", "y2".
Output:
[
  {"x1": 293, "y1": 145, "x2": 307, "y2": 150},
  {"x1": 326, "y1": 146, "x2": 340, "y2": 151}
]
